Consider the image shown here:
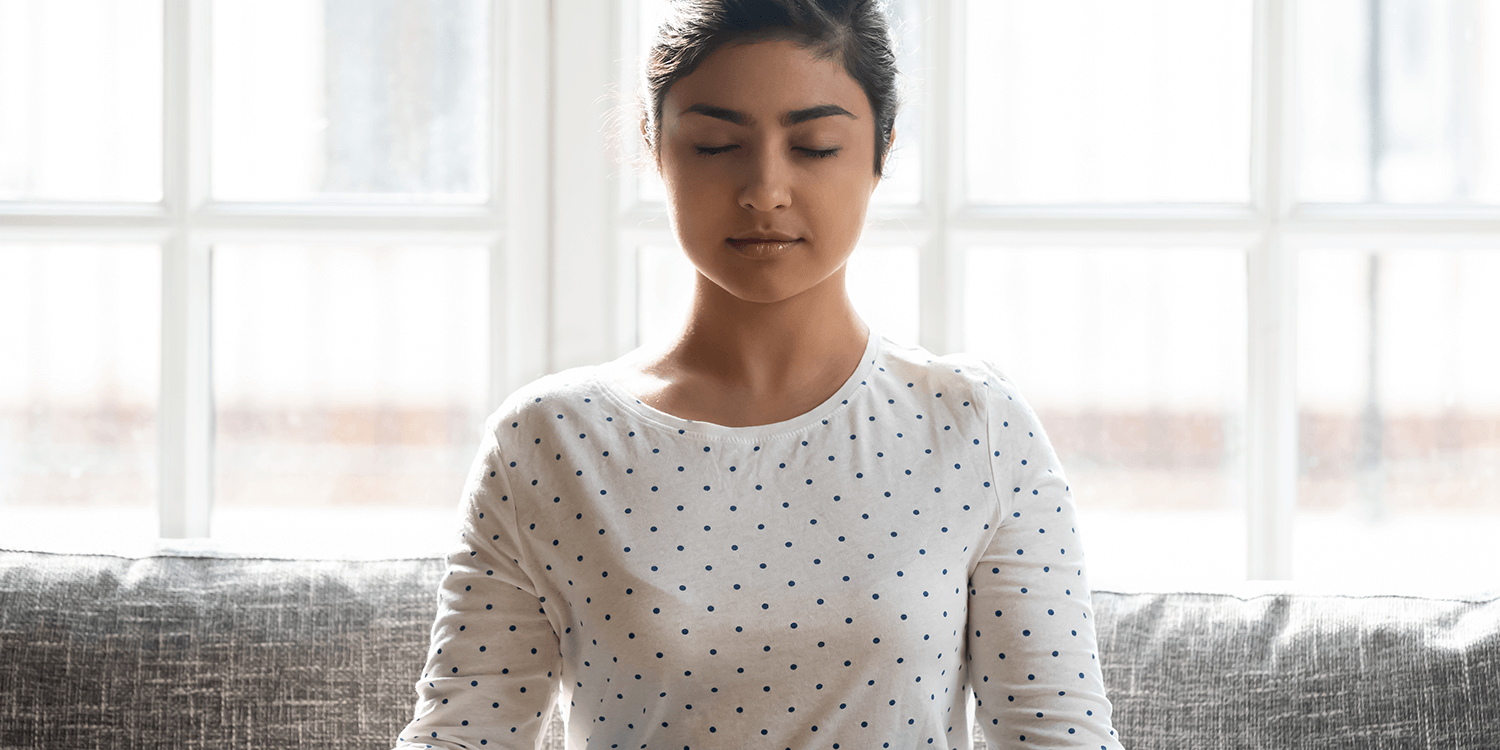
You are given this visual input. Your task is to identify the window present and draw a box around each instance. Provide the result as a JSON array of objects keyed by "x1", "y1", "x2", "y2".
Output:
[
  {"x1": 0, "y1": 0, "x2": 548, "y2": 557},
  {"x1": 3, "y1": 0, "x2": 1496, "y2": 592}
]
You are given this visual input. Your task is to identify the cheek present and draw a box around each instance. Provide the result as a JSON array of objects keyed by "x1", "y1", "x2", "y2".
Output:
[
  {"x1": 817, "y1": 169, "x2": 874, "y2": 238},
  {"x1": 666, "y1": 168, "x2": 725, "y2": 236}
]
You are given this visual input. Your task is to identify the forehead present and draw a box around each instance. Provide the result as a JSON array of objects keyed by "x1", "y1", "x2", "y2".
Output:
[{"x1": 665, "y1": 38, "x2": 871, "y2": 123}]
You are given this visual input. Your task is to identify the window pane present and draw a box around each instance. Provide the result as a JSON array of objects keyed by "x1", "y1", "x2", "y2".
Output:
[
  {"x1": 965, "y1": 0, "x2": 1252, "y2": 204},
  {"x1": 0, "y1": 0, "x2": 162, "y2": 201},
  {"x1": 212, "y1": 245, "x2": 489, "y2": 527},
  {"x1": 629, "y1": 0, "x2": 924, "y2": 206},
  {"x1": 0, "y1": 244, "x2": 159, "y2": 549},
  {"x1": 636, "y1": 244, "x2": 694, "y2": 351},
  {"x1": 1298, "y1": 0, "x2": 1500, "y2": 204},
  {"x1": 872, "y1": 0, "x2": 922, "y2": 206},
  {"x1": 1298, "y1": 249, "x2": 1500, "y2": 592},
  {"x1": 632, "y1": 0, "x2": 670, "y2": 205},
  {"x1": 211, "y1": 0, "x2": 490, "y2": 202},
  {"x1": 965, "y1": 247, "x2": 1248, "y2": 586},
  {"x1": 846, "y1": 245, "x2": 920, "y2": 347}
]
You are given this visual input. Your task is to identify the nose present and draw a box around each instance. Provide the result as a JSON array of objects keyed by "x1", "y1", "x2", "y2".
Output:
[{"x1": 739, "y1": 146, "x2": 792, "y2": 213}]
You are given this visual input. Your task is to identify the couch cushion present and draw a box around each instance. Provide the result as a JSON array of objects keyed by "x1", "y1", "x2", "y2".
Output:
[
  {"x1": 0, "y1": 549, "x2": 482, "y2": 750},
  {"x1": 1091, "y1": 589, "x2": 1500, "y2": 749},
  {"x1": 3, "y1": 549, "x2": 1497, "y2": 749}
]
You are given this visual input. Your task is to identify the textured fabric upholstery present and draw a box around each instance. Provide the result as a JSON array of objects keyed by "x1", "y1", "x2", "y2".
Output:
[
  {"x1": 1, "y1": 548, "x2": 1495, "y2": 749},
  {"x1": 0, "y1": 549, "x2": 473, "y2": 750},
  {"x1": 1092, "y1": 589, "x2": 1499, "y2": 749}
]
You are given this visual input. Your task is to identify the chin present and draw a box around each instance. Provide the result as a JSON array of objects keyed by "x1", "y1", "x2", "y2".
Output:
[
  {"x1": 686, "y1": 239, "x2": 845, "y2": 307},
  {"x1": 718, "y1": 280, "x2": 803, "y2": 306},
  {"x1": 696, "y1": 265, "x2": 807, "y2": 306}
]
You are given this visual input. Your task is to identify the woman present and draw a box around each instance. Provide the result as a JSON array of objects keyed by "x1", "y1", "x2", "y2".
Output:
[{"x1": 395, "y1": 1, "x2": 1123, "y2": 748}]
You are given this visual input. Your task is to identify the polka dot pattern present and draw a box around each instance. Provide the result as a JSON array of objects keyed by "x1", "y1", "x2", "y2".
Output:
[{"x1": 394, "y1": 333, "x2": 1123, "y2": 749}]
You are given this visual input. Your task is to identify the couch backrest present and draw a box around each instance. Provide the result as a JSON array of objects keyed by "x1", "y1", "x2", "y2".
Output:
[
  {"x1": 2, "y1": 549, "x2": 1496, "y2": 749},
  {"x1": 1093, "y1": 585, "x2": 1500, "y2": 748},
  {"x1": 0, "y1": 549, "x2": 458, "y2": 750}
]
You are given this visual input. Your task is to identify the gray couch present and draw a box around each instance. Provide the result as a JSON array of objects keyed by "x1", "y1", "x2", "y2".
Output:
[{"x1": 1, "y1": 548, "x2": 1496, "y2": 749}]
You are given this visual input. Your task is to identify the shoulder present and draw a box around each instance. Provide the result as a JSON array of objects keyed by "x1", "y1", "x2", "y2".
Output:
[
  {"x1": 874, "y1": 335, "x2": 1019, "y2": 403},
  {"x1": 481, "y1": 363, "x2": 608, "y2": 439},
  {"x1": 873, "y1": 335, "x2": 1039, "y2": 433}
]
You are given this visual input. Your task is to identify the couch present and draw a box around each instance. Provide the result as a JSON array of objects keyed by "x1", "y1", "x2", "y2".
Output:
[{"x1": 1, "y1": 547, "x2": 1496, "y2": 749}]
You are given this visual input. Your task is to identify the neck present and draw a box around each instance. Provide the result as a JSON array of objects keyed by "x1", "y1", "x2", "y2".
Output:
[{"x1": 665, "y1": 265, "x2": 868, "y2": 397}]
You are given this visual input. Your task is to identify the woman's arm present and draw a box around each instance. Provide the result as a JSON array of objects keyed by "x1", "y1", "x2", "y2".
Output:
[
  {"x1": 968, "y1": 369, "x2": 1125, "y2": 749},
  {"x1": 393, "y1": 419, "x2": 563, "y2": 749}
]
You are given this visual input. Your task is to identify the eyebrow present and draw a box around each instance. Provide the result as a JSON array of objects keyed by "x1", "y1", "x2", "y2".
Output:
[{"x1": 682, "y1": 102, "x2": 857, "y2": 126}]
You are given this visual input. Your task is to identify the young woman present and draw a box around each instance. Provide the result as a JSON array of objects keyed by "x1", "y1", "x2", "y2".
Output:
[{"x1": 395, "y1": 1, "x2": 1123, "y2": 748}]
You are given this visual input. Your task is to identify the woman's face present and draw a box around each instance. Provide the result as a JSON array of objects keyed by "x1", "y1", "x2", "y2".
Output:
[{"x1": 657, "y1": 39, "x2": 884, "y2": 305}]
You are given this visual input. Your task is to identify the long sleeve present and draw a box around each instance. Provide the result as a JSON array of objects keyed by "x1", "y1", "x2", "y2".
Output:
[
  {"x1": 394, "y1": 417, "x2": 563, "y2": 750},
  {"x1": 968, "y1": 369, "x2": 1124, "y2": 749}
]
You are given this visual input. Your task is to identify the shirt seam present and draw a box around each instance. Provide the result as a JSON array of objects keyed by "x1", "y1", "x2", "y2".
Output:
[
  {"x1": 490, "y1": 423, "x2": 539, "y2": 587},
  {"x1": 979, "y1": 366, "x2": 1009, "y2": 564}
]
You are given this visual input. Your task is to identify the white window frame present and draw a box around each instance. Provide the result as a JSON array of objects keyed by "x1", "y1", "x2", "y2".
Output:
[
  {"x1": 0, "y1": 0, "x2": 549, "y2": 539},
  {"x1": 3, "y1": 0, "x2": 1497, "y2": 577}
]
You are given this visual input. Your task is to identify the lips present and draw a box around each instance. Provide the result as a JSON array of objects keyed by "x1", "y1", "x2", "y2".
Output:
[
  {"x1": 725, "y1": 237, "x2": 802, "y2": 259},
  {"x1": 726, "y1": 237, "x2": 801, "y2": 249}
]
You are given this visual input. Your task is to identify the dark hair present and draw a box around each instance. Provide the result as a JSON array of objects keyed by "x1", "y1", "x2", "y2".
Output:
[{"x1": 640, "y1": 0, "x2": 899, "y2": 177}]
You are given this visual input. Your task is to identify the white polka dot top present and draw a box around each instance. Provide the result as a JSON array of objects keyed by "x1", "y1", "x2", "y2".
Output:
[{"x1": 395, "y1": 331, "x2": 1124, "y2": 750}]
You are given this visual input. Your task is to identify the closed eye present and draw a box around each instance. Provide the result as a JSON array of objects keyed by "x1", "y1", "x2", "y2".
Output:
[{"x1": 693, "y1": 145, "x2": 842, "y2": 159}]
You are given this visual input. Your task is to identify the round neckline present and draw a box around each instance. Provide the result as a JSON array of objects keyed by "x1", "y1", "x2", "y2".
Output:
[{"x1": 593, "y1": 329, "x2": 883, "y2": 441}]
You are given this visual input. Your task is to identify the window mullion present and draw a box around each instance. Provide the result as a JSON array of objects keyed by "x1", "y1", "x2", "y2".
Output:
[
  {"x1": 549, "y1": 0, "x2": 618, "y2": 371},
  {"x1": 158, "y1": 0, "x2": 213, "y2": 538},
  {"x1": 499, "y1": 0, "x2": 553, "y2": 399},
  {"x1": 1245, "y1": 0, "x2": 1297, "y2": 579},
  {"x1": 490, "y1": 0, "x2": 509, "y2": 409},
  {"x1": 922, "y1": 0, "x2": 960, "y2": 355}
]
